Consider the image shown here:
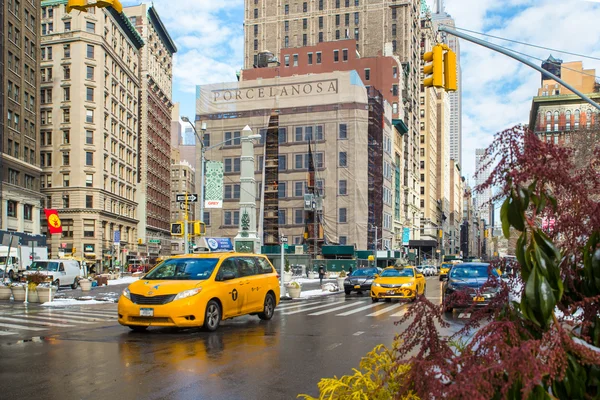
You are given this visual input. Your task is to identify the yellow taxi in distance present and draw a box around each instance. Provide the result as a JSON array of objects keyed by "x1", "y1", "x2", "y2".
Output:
[
  {"x1": 370, "y1": 267, "x2": 426, "y2": 302},
  {"x1": 439, "y1": 262, "x2": 454, "y2": 281},
  {"x1": 118, "y1": 253, "x2": 280, "y2": 332}
]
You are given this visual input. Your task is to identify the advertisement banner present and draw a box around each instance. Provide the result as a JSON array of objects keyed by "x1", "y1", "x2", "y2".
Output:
[
  {"x1": 204, "y1": 161, "x2": 224, "y2": 208},
  {"x1": 402, "y1": 227, "x2": 410, "y2": 246},
  {"x1": 205, "y1": 238, "x2": 233, "y2": 251}
]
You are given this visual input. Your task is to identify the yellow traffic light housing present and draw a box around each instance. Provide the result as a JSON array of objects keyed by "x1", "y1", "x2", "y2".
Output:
[
  {"x1": 171, "y1": 223, "x2": 184, "y2": 236},
  {"x1": 423, "y1": 44, "x2": 443, "y2": 88},
  {"x1": 444, "y1": 49, "x2": 457, "y2": 91},
  {"x1": 96, "y1": 0, "x2": 123, "y2": 13},
  {"x1": 193, "y1": 222, "x2": 206, "y2": 236},
  {"x1": 66, "y1": 0, "x2": 88, "y2": 13}
]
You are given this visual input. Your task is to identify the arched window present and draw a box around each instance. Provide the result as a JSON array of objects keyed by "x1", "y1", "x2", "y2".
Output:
[
  {"x1": 586, "y1": 110, "x2": 592, "y2": 128},
  {"x1": 575, "y1": 109, "x2": 580, "y2": 129},
  {"x1": 546, "y1": 111, "x2": 552, "y2": 132},
  {"x1": 565, "y1": 110, "x2": 571, "y2": 131},
  {"x1": 554, "y1": 111, "x2": 559, "y2": 131}
]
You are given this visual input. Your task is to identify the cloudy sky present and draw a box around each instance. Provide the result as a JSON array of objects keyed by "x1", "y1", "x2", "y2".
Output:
[{"x1": 122, "y1": 0, "x2": 600, "y2": 181}]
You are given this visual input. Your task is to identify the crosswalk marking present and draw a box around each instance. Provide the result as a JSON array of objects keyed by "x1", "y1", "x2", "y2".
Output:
[
  {"x1": 336, "y1": 302, "x2": 383, "y2": 316},
  {"x1": 39, "y1": 311, "x2": 115, "y2": 321},
  {"x1": 280, "y1": 300, "x2": 357, "y2": 315},
  {"x1": 308, "y1": 302, "x2": 364, "y2": 316},
  {"x1": 276, "y1": 301, "x2": 322, "y2": 311},
  {"x1": 367, "y1": 303, "x2": 404, "y2": 316},
  {"x1": 0, "y1": 322, "x2": 46, "y2": 331},
  {"x1": 0, "y1": 330, "x2": 17, "y2": 336},
  {"x1": 0, "y1": 316, "x2": 74, "y2": 328},
  {"x1": 390, "y1": 308, "x2": 409, "y2": 317},
  {"x1": 19, "y1": 315, "x2": 97, "y2": 325}
]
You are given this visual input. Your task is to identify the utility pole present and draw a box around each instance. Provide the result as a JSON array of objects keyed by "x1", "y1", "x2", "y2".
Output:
[
  {"x1": 183, "y1": 193, "x2": 189, "y2": 254},
  {"x1": 374, "y1": 226, "x2": 378, "y2": 268}
]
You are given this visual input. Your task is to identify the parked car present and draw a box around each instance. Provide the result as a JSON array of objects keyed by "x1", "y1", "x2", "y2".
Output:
[
  {"x1": 370, "y1": 267, "x2": 426, "y2": 302},
  {"x1": 422, "y1": 265, "x2": 436, "y2": 276},
  {"x1": 23, "y1": 259, "x2": 82, "y2": 289},
  {"x1": 118, "y1": 253, "x2": 280, "y2": 332},
  {"x1": 343, "y1": 267, "x2": 382, "y2": 295},
  {"x1": 442, "y1": 262, "x2": 501, "y2": 312}
]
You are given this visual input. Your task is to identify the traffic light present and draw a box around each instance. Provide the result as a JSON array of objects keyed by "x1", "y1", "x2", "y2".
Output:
[
  {"x1": 138, "y1": 238, "x2": 143, "y2": 245},
  {"x1": 72, "y1": 248, "x2": 76, "y2": 255},
  {"x1": 193, "y1": 222, "x2": 206, "y2": 236},
  {"x1": 171, "y1": 223, "x2": 183, "y2": 236},
  {"x1": 66, "y1": 0, "x2": 87, "y2": 13},
  {"x1": 444, "y1": 49, "x2": 457, "y2": 91},
  {"x1": 96, "y1": 0, "x2": 123, "y2": 13},
  {"x1": 423, "y1": 44, "x2": 443, "y2": 88}
]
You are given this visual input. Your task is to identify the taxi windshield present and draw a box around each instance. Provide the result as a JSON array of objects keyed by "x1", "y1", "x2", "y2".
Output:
[
  {"x1": 144, "y1": 258, "x2": 219, "y2": 280},
  {"x1": 381, "y1": 268, "x2": 414, "y2": 277}
]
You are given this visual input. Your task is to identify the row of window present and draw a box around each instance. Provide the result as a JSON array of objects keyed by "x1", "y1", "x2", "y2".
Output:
[
  {"x1": 40, "y1": 151, "x2": 94, "y2": 167},
  {"x1": 41, "y1": 44, "x2": 95, "y2": 61},
  {"x1": 277, "y1": 0, "x2": 361, "y2": 15},
  {"x1": 283, "y1": 28, "x2": 358, "y2": 48},
  {"x1": 6, "y1": 200, "x2": 34, "y2": 220},
  {"x1": 222, "y1": 179, "x2": 348, "y2": 200},
  {"x1": 41, "y1": 20, "x2": 95, "y2": 35},
  {"x1": 7, "y1": 169, "x2": 35, "y2": 190},
  {"x1": 5, "y1": 138, "x2": 35, "y2": 164}
]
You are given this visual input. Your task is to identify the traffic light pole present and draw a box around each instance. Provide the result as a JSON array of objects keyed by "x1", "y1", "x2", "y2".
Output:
[
  {"x1": 438, "y1": 25, "x2": 600, "y2": 112},
  {"x1": 183, "y1": 194, "x2": 189, "y2": 254}
]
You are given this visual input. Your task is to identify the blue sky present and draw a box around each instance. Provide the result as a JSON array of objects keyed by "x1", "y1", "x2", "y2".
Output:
[{"x1": 122, "y1": 0, "x2": 600, "y2": 182}]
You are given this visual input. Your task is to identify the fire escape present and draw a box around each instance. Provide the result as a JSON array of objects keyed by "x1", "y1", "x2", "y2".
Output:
[{"x1": 262, "y1": 112, "x2": 280, "y2": 245}]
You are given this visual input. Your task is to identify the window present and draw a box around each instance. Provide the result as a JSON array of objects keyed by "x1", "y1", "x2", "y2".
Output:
[
  {"x1": 64, "y1": 66, "x2": 70, "y2": 79},
  {"x1": 85, "y1": 130, "x2": 94, "y2": 145},
  {"x1": 316, "y1": 52, "x2": 322, "y2": 64},
  {"x1": 63, "y1": 172, "x2": 70, "y2": 187},
  {"x1": 294, "y1": 181, "x2": 304, "y2": 197},
  {"x1": 86, "y1": 174, "x2": 93, "y2": 187},
  {"x1": 565, "y1": 110, "x2": 571, "y2": 131},
  {"x1": 354, "y1": 28, "x2": 359, "y2": 40},
  {"x1": 254, "y1": 8, "x2": 258, "y2": 18},
  {"x1": 355, "y1": 12, "x2": 359, "y2": 24},
  {"x1": 293, "y1": 54, "x2": 298, "y2": 66},
  {"x1": 339, "y1": 180, "x2": 347, "y2": 195},
  {"x1": 339, "y1": 152, "x2": 347, "y2": 167},
  {"x1": 254, "y1": 39, "x2": 258, "y2": 51},
  {"x1": 278, "y1": 209, "x2": 287, "y2": 225},
  {"x1": 86, "y1": 87, "x2": 94, "y2": 101},
  {"x1": 64, "y1": 44, "x2": 70, "y2": 58},
  {"x1": 278, "y1": 155, "x2": 287, "y2": 171},
  {"x1": 86, "y1": 21, "x2": 95, "y2": 33},
  {"x1": 7, "y1": 201, "x2": 17, "y2": 218},
  {"x1": 319, "y1": 16, "x2": 323, "y2": 29},
  {"x1": 318, "y1": 32, "x2": 323, "y2": 42},
  {"x1": 62, "y1": 152, "x2": 70, "y2": 166},
  {"x1": 295, "y1": 209, "x2": 304, "y2": 224},
  {"x1": 86, "y1": 109, "x2": 93, "y2": 123},
  {"x1": 278, "y1": 182, "x2": 286, "y2": 198},
  {"x1": 345, "y1": 13, "x2": 350, "y2": 26},
  {"x1": 342, "y1": 49, "x2": 348, "y2": 61},
  {"x1": 339, "y1": 123, "x2": 347, "y2": 139},
  {"x1": 339, "y1": 208, "x2": 347, "y2": 223},
  {"x1": 392, "y1": 8, "x2": 396, "y2": 19},
  {"x1": 84, "y1": 195, "x2": 93, "y2": 208},
  {"x1": 86, "y1": 152, "x2": 93, "y2": 166},
  {"x1": 86, "y1": 44, "x2": 94, "y2": 59},
  {"x1": 308, "y1": 52, "x2": 313, "y2": 65},
  {"x1": 63, "y1": 87, "x2": 70, "y2": 101},
  {"x1": 64, "y1": 21, "x2": 71, "y2": 31},
  {"x1": 84, "y1": 220, "x2": 95, "y2": 238},
  {"x1": 284, "y1": 36, "x2": 289, "y2": 47},
  {"x1": 224, "y1": 211, "x2": 240, "y2": 226},
  {"x1": 285, "y1": 4, "x2": 289, "y2": 14},
  {"x1": 62, "y1": 219, "x2": 73, "y2": 237},
  {"x1": 319, "y1": 0, "x2": 324, "y2": 10},
  {"x1": 336, "y1": 15, "x2": 340, "y2": 26},
  {"x1": 63, "y1": 130, "x2": 70, "y2": 144},
  {"x1": 335, "y1": 0, "x2": 340, "y2": 8},
  {"x1": 554, "y1": 111, "x2": 559, "y2": 131},
  {"x1": 303, "y1": 18, "x2": 307, "y2": 29},
  {"x1": 278, "y1": 127, "x2": 287, "y2": 143},
  {"x1": 364, "y1": 68, "x2": 370, "y2": 81},
  {"x1": 23, "y1": 204, "x2": 33, "y2": 221},
  {"x1": 334, "y1": 50, "x2": 339, "y2": 62},
  {"x1": 393, "y1": 102, "x2": 398, "y2": 114},
  {"x1": 284, "y1": 20, "x2": 289, "y2": 32},
  {"x1": 86, "y1": 66, "x2": 94, "y2": 80}
]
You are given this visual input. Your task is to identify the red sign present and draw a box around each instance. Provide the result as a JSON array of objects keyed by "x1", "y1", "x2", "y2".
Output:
[{"x1": 44, "y1": 209, "x2": 63, "y2": 234}]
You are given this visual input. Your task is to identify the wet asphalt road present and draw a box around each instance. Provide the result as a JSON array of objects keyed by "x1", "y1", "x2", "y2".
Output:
[{"x1": 0, "y1": 277, "x2": 464, "y2": 400}]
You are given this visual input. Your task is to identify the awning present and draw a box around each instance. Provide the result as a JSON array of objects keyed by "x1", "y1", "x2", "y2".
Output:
[
  {"x1": 392, "y1": 119, "x2": 409, "y2": 135},
  {"x1": 84, "y1": 253, "x2": 97, "y2": 259},
  {"x1": 408, "y1": 240, "x2": 438, "y2": 248}
]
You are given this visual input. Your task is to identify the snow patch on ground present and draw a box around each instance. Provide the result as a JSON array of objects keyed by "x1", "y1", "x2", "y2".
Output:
[
  {"x1": 108, "y1": 276, "x2": 140, "y2": 286},
  {"x1": 287, "y1": 278, "x2": 337, "y2": 285},
  {"x1": 280, "y1": 286, "x2": 342, "y2": 299},
  {"x1": 41, "y1": 298, "x2": 112, "y2": 306}
]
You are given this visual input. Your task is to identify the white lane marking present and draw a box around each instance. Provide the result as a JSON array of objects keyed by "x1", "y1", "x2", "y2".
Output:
[
  {"x1": 42, "y1": 310, "x2": 117, "y2": 318},
  {"x1": 367, "y1": 303, "x2": 404, "y2": 316},
  {"x1": 18, "y1": 315, "x2": 97, "y2": 325},
  {"x1": 390, "y1": 308, "x2": 409, "y2": 317},
  {"x1": 281, "y1": 300, "x2": 360, "y2": 315},
  {"x1": 37, "y1": 312, "x2": 114, "y2": 321},
  {"x1": 275, "y1": 301, "x2": 322, "y2": 311},
  {"x1": 336, "y1": 303, "x2": 382, "y2": 316},
  {"x1": 0, "y1": 316, "x2": 74, "y2": 328},
  {"x1": 326, "y1": 343, "x2": 342, "y2": 351},
  {"x1": 0, "y1": 322, "x2": 46, "y2": 331},
  {"x1": 353, "y1": 331, "x2": 364, "y2": 336},
  {"x1": 308, "y1": 302, "x2": 364, "y2": 316},
  {"x1": 0, "y1": 331, "x2": 17, "y2": 336}
]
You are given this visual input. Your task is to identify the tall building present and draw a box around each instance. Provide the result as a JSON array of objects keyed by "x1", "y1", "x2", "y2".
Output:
[
  {"x1": 474, "y1": 148, "x2": 492, "y2": 226},
  {"x1": 183, "y1": 126, "x2": 195, "y2": 146},
  {"x1": 124, "y1": 5, "x2": 176, "y2": 259},
  {"x1": 528, "y1": 59, "x2": 599, "y2": 144},
  {"x1": 436, "y1": 89, "x2": 451, "y2": 249},
  {"x1": 40, "y1": 1, "x2": 144, "y2": 270},
  {"x1": 448, "y1": 160, "x2": 463, "y2": 254},
  {"x1": 1, "y1": 0, "x2": 44, "y2": 236},
  {"x1": 244, "y1": 0, "x2": 422, "y2": 246},
  {"x1": 431, "y1": 0, "x2": 461, "y2": 166}
]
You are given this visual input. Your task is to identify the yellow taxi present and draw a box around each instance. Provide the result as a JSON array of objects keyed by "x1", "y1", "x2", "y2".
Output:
[
  {"x1": 439, "y1": 262, "x2": 454, "y2": 281},
  {"x1": 370, "y1": 267, "x2": 426, "y2": 302},
  {"x1": 118, "y1": 253, "x2": 280, "y2": 332}
]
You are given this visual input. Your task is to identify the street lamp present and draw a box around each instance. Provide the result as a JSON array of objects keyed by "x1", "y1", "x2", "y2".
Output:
[{"x1": 181, "y1": 116, "x2": 207, "y2": 227}]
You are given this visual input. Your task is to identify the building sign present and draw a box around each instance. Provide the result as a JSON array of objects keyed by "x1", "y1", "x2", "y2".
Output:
[
  {"x1": 113, "y1": 230, "x2": 121, "y2": 246},
  {"x1": 204, "y1": 161, "x2": 224, "y2": 208},
  {"x1": 211, "y1": 79, "x2": 339, "y2": 103},
  {"x1": 402, "y1": 228, "x2": 410, "y2": 246},
  {"x1": 84, "y1": 244, "x2": 95, "y2": 252},
  {"x1": 205, "y1": 238, "x2": 233, "y2": 252}
]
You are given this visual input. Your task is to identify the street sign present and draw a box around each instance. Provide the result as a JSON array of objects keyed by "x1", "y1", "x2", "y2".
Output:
[
  {"x1": 148, "y1": 239, "x2": 161, "y2": 244},
  {"x1": 176, "y1": 193, "x2": 198, "y2": 203},
  {"x1": 284, "y1": 244, "x2": 289, "y2": 250},
  {"x1": 113, "y1": 230, "x2": 121, "y2": 246},
  {"x1": 280, "y1": 236, "x2": 288, "y2": 243},
  {"x1": 179, "y1": 203, "x2": 190, "y2": 210}
]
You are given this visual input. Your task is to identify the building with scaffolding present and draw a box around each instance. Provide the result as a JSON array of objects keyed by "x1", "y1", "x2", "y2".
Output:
[{"x1": 196, "y1": 71, "x2": 394, "y2": 251}]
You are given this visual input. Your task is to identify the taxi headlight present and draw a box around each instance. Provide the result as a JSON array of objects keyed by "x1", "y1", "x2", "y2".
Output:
[
  {"x1": 373, "y1": 283, "x2": 381, "y2": 287},
  {"x1": 400, "y1": 283, "x2": 413, "y2": 288},
  {"x1": 174, "y1": 288, "x2": 202, "y2": 301},
  {"x1": 122, "y1": 288, "x2": 131, "y2": 300}
]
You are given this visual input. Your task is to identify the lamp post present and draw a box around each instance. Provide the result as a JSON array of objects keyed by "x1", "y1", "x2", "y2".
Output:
[{"x1": 181, "y1": 117, "x2": 207, "y2": 227}]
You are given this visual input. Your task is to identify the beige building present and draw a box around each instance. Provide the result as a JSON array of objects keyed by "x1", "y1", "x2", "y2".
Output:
[
  {"x1": 448, "y1": 159, "x2": 463, "y2": 254},
  {"x1": 245, "y1": 0, "x2": 422, "y2": 249},
  {"x1": 169, "y1": 156, "x2": 195, "y2": 255},
  {"x1": 196, "y1": 71, "x2": 394, "y2": 249},
  {"x1": 1, "y1": 0, "x2": 44, "y2": 236},
  {"x1": 436, "y1": 88, "x2": 451, "y2": 252},
  {"x1": 124, "y1": 5, "x2": 176, "y2": 259},
  {"x1": 39, "y1": 1, "x2": 143, "y2": 270}
]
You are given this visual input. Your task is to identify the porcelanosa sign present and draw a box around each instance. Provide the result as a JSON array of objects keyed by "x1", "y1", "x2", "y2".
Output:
[{"x1": 212, "y1": 79, "x2": 338, "y2": 102}]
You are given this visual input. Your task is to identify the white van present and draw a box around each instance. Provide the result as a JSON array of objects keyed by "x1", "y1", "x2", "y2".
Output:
[{"x1": 23, "y1": 260, "x2": 82, "y2": 289}]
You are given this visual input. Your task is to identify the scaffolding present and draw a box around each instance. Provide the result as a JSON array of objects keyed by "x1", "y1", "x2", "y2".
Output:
[
  {"x1": 303, "y1": 139, "x2": 324, "y2": 257},
  {"x1": 262, "y1": 111, "x2": 281, "y2": 245}
]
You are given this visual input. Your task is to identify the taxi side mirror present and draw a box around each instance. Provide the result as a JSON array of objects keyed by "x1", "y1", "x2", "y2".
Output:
[
  {"x1": 417, "y1": 274, "x2": 424, "y2": 278},
  {"x1": 221, "y1": 272, "x2": 236, "y2": 281}
]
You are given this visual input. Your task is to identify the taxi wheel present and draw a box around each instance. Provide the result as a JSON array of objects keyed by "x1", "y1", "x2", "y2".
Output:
[
  {"x1": 371, "y1": 297, "x2": 379, "y2": 303},
  {"x1": 204, "y1": 300, "x2": 221, "y2": 332},
  {"x1": 258, "y1": 293, "x2": 275, "y2": 320},
  {"x1": 344, "y1": 289, "x2": 352, "y2": 295}
]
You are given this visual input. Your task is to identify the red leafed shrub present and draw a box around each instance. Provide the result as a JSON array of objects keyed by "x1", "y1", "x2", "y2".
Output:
[{"x1": 390, "y1": 126, "x2": 600, "y2": 399}]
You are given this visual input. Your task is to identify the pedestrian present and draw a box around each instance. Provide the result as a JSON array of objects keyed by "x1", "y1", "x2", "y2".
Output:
[
  {"x1": 318, "y1": 265, "x2": 325, "y2": 286},
  {"x1": 348, "y1": 266, "x2": 353, "y2": 275}
]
